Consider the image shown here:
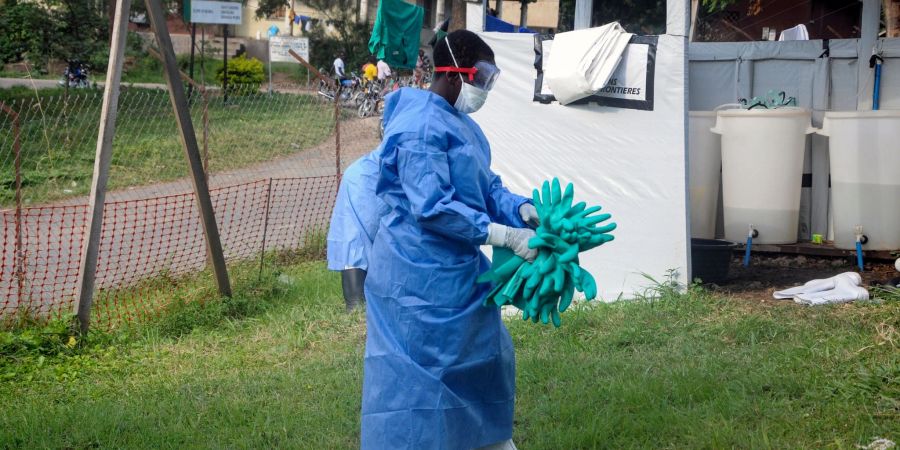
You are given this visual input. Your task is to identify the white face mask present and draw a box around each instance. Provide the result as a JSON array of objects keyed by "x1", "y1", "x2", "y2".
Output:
[
  {"x1": 454, "y1": 82, "x2": 488, "y2": 114},
  {"x1": 445, "y1": 36, "x2": 489, "y2": 114}
]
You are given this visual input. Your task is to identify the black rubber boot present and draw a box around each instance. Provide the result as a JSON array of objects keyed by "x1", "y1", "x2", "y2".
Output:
[{"x1": 341, "y1": 268, "x2": 367, "y2": 312}]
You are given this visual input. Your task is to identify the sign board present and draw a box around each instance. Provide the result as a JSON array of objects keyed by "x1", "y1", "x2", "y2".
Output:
[
  {"x1": 185, "y1": 0, "x2": 242, "y2": 25},
  {"x1": 269, "y1": 36, "x2": 310, "y2": 63},
  {"x1": 533, "y1": 35, "x2": 658, "y2": 111}
]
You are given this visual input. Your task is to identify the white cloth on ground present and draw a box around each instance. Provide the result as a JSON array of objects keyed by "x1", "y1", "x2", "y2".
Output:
[
  {"x1": 772, "y1": 272, "x2": 861, "y2": 299},
  {"x1": 773, "y1": 271, "x2": 868, "y2": 305}
]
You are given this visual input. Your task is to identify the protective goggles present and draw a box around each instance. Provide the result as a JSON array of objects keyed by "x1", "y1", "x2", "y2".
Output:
[
  {"x1": 434, "y1": 36, "x2": 501, "y2": 91},
  {"x1": 434, "y1": 61, "x2": 501, "y2": 91}
]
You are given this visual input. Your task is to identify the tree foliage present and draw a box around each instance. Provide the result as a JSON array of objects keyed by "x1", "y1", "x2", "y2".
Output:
[
  {"x1": 0, "y1": 0, "x2": 110, "y2": 71},
  {"x1": 304, "y1": 0, "x2": 371, "y2": 74}
]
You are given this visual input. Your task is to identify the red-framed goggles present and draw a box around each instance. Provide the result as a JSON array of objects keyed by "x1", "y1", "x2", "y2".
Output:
[{"x1": 434, "y1": 60, "x2": 501, "y2": 91}]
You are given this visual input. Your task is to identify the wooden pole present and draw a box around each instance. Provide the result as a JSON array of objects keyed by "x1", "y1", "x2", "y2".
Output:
[
  {"x1": 690, "y1": 0, "x2": 699, "y2": 42},
  {"x1": 0, "y1": 102, "x2": 24, "y2": 312},
  {"x1": 145, "y1": 0, "x2": 232, "y2": 298},
  {"x1": 73, "y1": 0, "x2": 131, "y2": 334},
  {"x1": 288, "y1": 49, "x2": 333, "y2": 86},
  {"x1": 886, "y1": 0, "x2": 900, "y2": 38},
  {"x1": 450, "y1": 0, "x2": 466, "y2": 31},
  {"x1": 223, "y1": 25, "x2": 229, "y2": 103}
]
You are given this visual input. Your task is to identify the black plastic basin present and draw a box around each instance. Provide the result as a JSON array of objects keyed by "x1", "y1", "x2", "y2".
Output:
[{"x1": 691, "y1": 238, "x2": 737, "y2": 284}]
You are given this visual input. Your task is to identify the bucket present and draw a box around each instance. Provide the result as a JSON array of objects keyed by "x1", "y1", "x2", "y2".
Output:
[
  {"x1": 689, "y1": 111, "x2": 721, "y2": 239},
  {"x1": 817, "y1": 111, "x2": 900, "y2": 250},
  {"x1": 690, "y1": 238, "x2": 736, "y2": 283},
  {"x1": 711, "y1": 108, "x2": 815, "y2": 244}
]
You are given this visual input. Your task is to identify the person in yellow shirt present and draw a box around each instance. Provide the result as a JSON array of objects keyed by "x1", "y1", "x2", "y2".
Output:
[{"x1": 362, "y1": 56, "x2": 378, "y2": 84}]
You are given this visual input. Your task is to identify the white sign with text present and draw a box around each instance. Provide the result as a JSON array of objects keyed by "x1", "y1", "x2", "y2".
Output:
[
  {"x1": 190, "y1": 0, "x2": 242, "y2": 25},
  {"x1": 269, "y1": 36, "x2": 310, "y2": 63}
]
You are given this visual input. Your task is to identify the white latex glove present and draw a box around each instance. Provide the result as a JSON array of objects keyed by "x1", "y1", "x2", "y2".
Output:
[
  {"x1": 519, "y1": 203, "x2": 540, "y2": 229},
  {"x1": 485, "y1": 223, "x2": 538, "y2": 262}
]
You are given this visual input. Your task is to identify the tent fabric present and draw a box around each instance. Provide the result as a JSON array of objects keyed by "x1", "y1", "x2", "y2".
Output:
[
  {"x1": 544, "y1": 23, "x2": 634, "y2": 105},
  {"x1": 368, "y1": 0, "x2": 424, "y2": 69}
]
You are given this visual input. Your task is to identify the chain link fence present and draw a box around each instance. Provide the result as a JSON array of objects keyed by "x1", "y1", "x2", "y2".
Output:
[{"x1": 1, "y1": 80, "x2": 380, "y2": 329}]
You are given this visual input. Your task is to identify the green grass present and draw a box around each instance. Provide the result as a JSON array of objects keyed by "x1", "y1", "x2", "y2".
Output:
[
  {"x1": 1, "y1": 57, "x2": 310, "y2": 87},
  {"x1": 1, "y1": 86, "x2": 334, "y2": 207},
  {"x1": 0, "y1": 265, "x2": 897, "y2": 448}
]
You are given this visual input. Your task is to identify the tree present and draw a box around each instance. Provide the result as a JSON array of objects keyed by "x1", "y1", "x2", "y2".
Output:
[
  {"x1": 450, "y1": 0, "x2": 466, "y2": 31},
  {"x1": 0, "y1": 0, "x2": 110, "y2": 71},
  {"x1": 302, "y1": 0, "x2": 370, "y2": 72},
  {"x1": 253, "y1": 0, "x2": 287, "y2": 20}
]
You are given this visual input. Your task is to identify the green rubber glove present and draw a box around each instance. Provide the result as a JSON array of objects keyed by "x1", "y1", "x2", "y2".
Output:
[{"x1": 478, "y1": 177, "x2": 617, "y2": 327}]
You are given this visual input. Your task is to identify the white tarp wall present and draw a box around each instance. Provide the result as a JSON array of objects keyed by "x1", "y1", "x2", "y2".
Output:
[
  {"x1": 474, "y1": 3, "x2": 690, "y2": 299},
  {"x1": 689, "y1": 37, "x2": 900, "y2": 240}
]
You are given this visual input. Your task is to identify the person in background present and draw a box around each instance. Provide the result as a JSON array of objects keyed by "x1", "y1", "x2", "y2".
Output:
[
  {"x1": 376, "y1": 58, "x2": 393, "y2": 96},
  {"x1": 360, "y1": 29, "x2": 537, "y2": 450},
  {"x1": 415, "y1": 49, "x2": 431, "y2": 88},
  {"x1": 376, "y1": 58, "x2": 392, "y2": 81},
  {"x1": 325, "y1": 91, "x2": 399, "y2": 311},
  {"x1": 362, "y1": 56, "x2": 378, "y2": 85},
  {"x1": 333, "y1": 51, "x2": 346, "y2": 84}
]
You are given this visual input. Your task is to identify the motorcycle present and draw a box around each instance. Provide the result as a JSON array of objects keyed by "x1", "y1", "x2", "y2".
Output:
[
  {"x1": 59, "y1": 61, "x2": 91, "y2": 88},
  {"x1": 357, "y1": 79, "x2": 386, "y2": 118},
  {"x1": 317, "y1": 71, "x2": 363, "y2": 108}
]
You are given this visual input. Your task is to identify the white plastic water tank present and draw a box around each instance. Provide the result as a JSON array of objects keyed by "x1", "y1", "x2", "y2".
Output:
[
  {"x1": 711, "y1": 108, "x2": 814, "y2": 244},
  {"x1": 688, "y1": 111, "x2": 721, "y2": 239},
  {"x1": 817, "y1": 110, "x2": 900, "y2": 250}
]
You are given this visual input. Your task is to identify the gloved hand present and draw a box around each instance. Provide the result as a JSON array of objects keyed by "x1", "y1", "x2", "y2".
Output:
[
  {"x1": 485, "y1": 223, "x2": 538, "y2": 262},
  {"x1": 519, "y1": 203, "x2": 540, "y2": 229}
]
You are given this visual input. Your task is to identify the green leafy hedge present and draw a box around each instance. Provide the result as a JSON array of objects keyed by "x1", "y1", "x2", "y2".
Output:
[{"x1": 216, "y1": 55, "x2": 265, "y2": 94}]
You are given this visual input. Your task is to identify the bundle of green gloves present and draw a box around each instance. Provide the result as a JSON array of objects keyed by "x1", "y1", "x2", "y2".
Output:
[{"x1": 479, "y1": 178, "x2": 616, "y2": 327}]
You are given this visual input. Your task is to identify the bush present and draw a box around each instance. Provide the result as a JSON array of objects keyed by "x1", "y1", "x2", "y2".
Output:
[{"x1": 216, "y1": 54, "x2": 265, "y2": 94}]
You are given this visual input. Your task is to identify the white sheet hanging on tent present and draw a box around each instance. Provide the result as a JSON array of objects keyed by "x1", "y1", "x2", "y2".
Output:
[
  {"x1": 544, "y1": 23, "x2": 634, "y2": 105},
  {"x1": 475, "y1": 32, "x2": 690, "y2": 300},
  {"x1": 778, "y1": 24, "x2": 809, "y2": 41}
]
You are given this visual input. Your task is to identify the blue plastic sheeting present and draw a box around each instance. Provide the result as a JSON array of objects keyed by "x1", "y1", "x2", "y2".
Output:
[{"x1": 485, "y1": 15, "x2": 535, "y2": 34}]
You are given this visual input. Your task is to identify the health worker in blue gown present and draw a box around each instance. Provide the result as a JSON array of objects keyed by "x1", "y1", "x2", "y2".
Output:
[
  {"x1": 326, "y1": 91, "x2": 406, "y2": 311},
  {"x1": 361, "y1": 30, "x2": 541, "y2": 450}
]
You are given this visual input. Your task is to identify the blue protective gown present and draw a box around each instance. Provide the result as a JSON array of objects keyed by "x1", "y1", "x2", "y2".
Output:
[
  {"x1": 362, "y1": 88, "x2": 530, "y2": 449},
  {"x1": 326, "y1": 152, "x2": 389, "y2": 271},
  {"x1": 326, "y1": 92, "x2": 404, "y2": 272}
]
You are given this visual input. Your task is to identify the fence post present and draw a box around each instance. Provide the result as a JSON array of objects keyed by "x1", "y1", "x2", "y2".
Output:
[
  {"x1": 73, "y1": 0, "x2": 131, "y2": 334},
  {"x1": 335, "y1": 87, "x2": 342, "y2": 178},
  {"x1": 0, "y1": 102, "x2": 25, "y2": 311},
  {"x1": 146, "y1": 0, "x2": 232, "y2": 299},
  {"x1": 202, "y1": 88, "x2": 210, "y2": 178},
  {"x1": 258, "y1": 178, "x2": 274, "y2": 280}
]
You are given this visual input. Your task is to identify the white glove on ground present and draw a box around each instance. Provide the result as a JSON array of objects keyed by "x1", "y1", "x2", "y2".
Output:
[
  {"x1": 519, "y1": 203, "x2": 540, "y2": 229},
  {"x1": 485, "y1": 223, "x2": 538, "y2": 262}
]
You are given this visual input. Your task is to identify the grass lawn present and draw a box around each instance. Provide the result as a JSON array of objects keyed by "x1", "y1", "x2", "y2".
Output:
[
  {"x1": 1, "y1": 86, "x2": 334, "y2": 207},
  {"x1": 2, "y1": 58, "x2": 313, "y2": 87},
  {"x1": 0, "y1": 261, "x2": 897, "y2": 448}
]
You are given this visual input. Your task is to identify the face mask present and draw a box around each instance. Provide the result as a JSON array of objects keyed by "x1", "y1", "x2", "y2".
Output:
[
  {"x1": 439, "y1": 36, "x2": 496, "y2": 114},
  {"x1": 454, "y1": 81, "x2": 488, "y2": 114}
]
